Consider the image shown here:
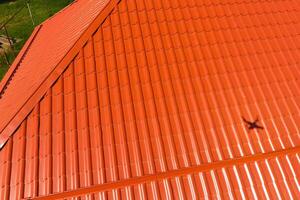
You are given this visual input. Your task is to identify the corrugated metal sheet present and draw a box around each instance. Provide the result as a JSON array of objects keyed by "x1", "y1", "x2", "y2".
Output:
[
  {"x1": 0, "y1": 0, "x2": 115, "y2": 146},
  {"x1": 32, "y1": 151, "x2": 300, "y2": 199},
  {"x1": 0, "y1": 0, "x2": 299, "y2": 199}
]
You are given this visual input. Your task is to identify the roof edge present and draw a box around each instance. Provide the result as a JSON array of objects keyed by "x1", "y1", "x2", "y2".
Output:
[
  {"x1": 42, "y1": 0, "x2": 78, "y2": 24},
  {"x1": 0, "y1": 25, "x2": 42, "y2": 95},
  {"x1": 0, "y1": 0, "x2": 121, "y2": 149},
  {"x1": 0, "y1": 0, "x2": 80, "y2": 95}
]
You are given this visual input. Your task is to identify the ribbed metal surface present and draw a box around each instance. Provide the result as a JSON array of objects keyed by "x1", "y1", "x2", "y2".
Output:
[
  {"x1": 0, "y1": 0, "x2": 300, "y2": 199},
  {"x1": 53, "y1": 152, "x2": 299, "y2": 199},
  {"x1": 0, "y1": 0, "x2": 110, "y2": 140}
]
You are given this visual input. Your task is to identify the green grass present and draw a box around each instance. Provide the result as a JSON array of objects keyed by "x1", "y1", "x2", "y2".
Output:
[{"x1": 0, "y1": 0, "x2": 73, "y2": 79}]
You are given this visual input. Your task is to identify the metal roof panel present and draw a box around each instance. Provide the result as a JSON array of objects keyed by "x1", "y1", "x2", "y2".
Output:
[{"x1": 0, "y1": 0, "x2": 299, "y2": 199}]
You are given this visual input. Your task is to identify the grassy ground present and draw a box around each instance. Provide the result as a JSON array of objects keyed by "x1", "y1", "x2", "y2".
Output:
[{"x1": 0, "y1": 0, "x2": 73, "y2": 79}]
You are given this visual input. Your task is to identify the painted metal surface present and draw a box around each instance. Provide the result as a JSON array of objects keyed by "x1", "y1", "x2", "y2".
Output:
[
  {"x1": 0, "y1": 0, "x2": 113, "y2": 147},
  {"x1": 29, "y1": 147, "x2": 300, "y2": 199},
  {"x1": 0, "y1": 0, "x2": 300, "y2": 199}
]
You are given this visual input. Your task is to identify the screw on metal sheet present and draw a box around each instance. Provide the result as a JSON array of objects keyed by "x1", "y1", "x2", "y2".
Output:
[{"x1": 242, "y1": 117, "x2": 264, "y2": 130}]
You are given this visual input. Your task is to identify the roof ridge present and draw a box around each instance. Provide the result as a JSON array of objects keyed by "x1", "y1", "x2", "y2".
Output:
[{"x1": 0, "y1": 0, "x2": 121, "y2": 149}]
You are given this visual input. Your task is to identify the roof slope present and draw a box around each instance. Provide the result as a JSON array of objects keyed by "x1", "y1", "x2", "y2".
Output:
[
  {"x1": 32, "y1": 150, "x2": 300, "y2": 199},
  {"x1": 0, "y1": 0, "x2": 300, "y2": 199},
  {"x1": 0, "y1": 0, "x2": 119, "y2": 147}
]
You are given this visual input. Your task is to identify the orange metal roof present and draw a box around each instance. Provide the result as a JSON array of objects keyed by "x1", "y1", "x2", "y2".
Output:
[
  {"x1": 0, "y1": 0, "x2": 119, "y2": 147},
  {"x1": 0, "y1": 0, "x2": 300, "y2": 199},
  {"x1": 32, "y1": 149, "x2": 300, "y2": 199}
]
